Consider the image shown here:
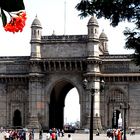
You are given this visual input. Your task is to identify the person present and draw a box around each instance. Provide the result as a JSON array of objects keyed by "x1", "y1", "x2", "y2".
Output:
[
  {"x1": 61, "y1": 129, "x2": 64, "y2": 137},
  {"x1": 112, "y1": 129, "x2": 117, "y2": 140},
  {"x1": 117, "y1": 129, "x2": 122, "y2": 140},
  {"x1": 31, "y1": 128, "x2": 34, "y2": 140},
  {"x1": 51, "y1": 130, "x2": 56, "y2": 140},
  {"x1": 46, "y1": 130, "x2": 51, "y2": 140},
  {"x1": 96, "y1": 128, "x2": 100, "y2": 136},
  {"x1": 130, "y1": 128, "x2": 135, "y2": 135},
  {"x1": 68, "y1": 134, "x2": 72, "y2": 140},
  {"x1": 29, "y1": 131, "x2": 33, "y2": 140},
  {"x1": 39, "y1": 129, "x2": 43, "y2": 139},
  {"x1": 5, "y1": 131, "x2": 10, "y2": 140}
]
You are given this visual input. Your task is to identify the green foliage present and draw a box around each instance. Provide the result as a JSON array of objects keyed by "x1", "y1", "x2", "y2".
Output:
[
  {"x1": 1, "y1": 9, "x2": 7, "y2": 27},
  {"x1": 124, "y1": 29, "x2": 140, "y2": 65},
  {"x1": 76, "y1": 0, "x2": 140, "y2": 65},
  {"x1": 76, "y1": 0, "x2": 139, "y2": 26}
]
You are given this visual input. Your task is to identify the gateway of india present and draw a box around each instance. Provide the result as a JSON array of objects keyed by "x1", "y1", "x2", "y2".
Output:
[{"x1": 0, "y1": 16, "x2": 140, "y2": 131}]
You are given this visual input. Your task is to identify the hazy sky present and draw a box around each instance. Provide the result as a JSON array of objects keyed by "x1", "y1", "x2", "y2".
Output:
[
  {"x1": 64, "y1": 88, "x2": 80, "y2": 124},
  {"x1": 0, "y1": 0, "x2": 135, "y2": 123},
  {"x1": 0, "y1": 0, "x2": 134, "y2": 56}
]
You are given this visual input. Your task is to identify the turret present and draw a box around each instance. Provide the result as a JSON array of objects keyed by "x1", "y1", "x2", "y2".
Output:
[
  {"x1": 86, "y1": 16, "x2": 100, "y2": 58},
  {"x1": 99, "y1": 30, "x2": 109, "y2": 55},
  {"x1": 87, "y1": 16, "x2": 99, "y2": 42},
  {"x1": 30, "y1": 16, "x2": 42, "y2": 58}
]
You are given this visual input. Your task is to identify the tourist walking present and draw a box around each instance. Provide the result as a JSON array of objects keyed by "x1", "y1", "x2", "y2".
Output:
[{"x1": 29, "y1": 131, "x2": 33, "y2": 140}]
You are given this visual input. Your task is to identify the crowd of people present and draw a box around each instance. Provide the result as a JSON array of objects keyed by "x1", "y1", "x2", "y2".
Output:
[
  {"x1": 39, "y1": 128, "x2": 65, "y2": 140},
  {"x1": 3, "y1": 129, "x2": 26, "y2": 140},
  {"x1": 1, "y1": 127, "x2": 65, "y2": 140},
  {"x1": 106, "y1": 127, "x2": 136, "y2": 140},
  {"x1": 107, "y1": 128, "x2": 123, "y2": 140},
  {"x1": 0, "y1": 127, "x2": 136, "y2": 140}
]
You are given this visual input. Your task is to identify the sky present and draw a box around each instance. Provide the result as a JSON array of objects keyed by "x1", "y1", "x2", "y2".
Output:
[
  {"x1": 0, "y1": 0, "x2": 135, "y2": 56},
  {"x1": 64, "y1": 88, "x2": 80, "y2": 124},
  {"x1": 0, "y1": 0, "x2": 135, "y2": 123}
]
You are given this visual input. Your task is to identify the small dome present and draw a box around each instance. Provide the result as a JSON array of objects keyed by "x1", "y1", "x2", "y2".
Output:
[
  {"x1": 31, "y1": 16, "x2": 42, "y2": 28},
  {"x1": 99, "y1": 31, "x2": 108, "y2": 41},
  {"x1": 88, "y1": 16, "x2": 99, "y2": 26}
]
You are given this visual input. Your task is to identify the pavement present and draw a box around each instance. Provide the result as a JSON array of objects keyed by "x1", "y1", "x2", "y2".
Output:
[{"x1": 0, "y1": 132, "x2": 140, "y2": 140}]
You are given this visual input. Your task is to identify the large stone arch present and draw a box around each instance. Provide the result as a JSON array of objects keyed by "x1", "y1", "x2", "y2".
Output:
[
  {"x1": 46, "y1": 77, "x2": 82, "y2": 104},
  {"x1": 44, "y1": 77, "x2": 83, "y2": 129}
]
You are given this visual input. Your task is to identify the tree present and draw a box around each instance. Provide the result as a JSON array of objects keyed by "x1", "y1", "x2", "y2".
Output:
[{"x1": 76, "y1": 0, "x2": 140, "y2": 65}]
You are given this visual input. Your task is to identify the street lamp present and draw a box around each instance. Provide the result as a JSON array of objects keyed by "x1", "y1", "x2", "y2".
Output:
[
  {"x1": 82, "y1": 78, "x2": 105, "y2": 140},
  {"x1": 120, "y1": 102, "x2": 130, "y2": 140}
]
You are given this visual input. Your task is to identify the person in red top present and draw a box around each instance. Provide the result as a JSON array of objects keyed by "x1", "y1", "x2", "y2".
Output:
[
  {"x1": 117, "y1": 129, "x2": 122, "y2": 140},
  {"x1": 51, "y1": 132, "x2": 56, "y2": 140}
]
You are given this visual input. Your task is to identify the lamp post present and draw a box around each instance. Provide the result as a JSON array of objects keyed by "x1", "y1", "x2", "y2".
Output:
[
  {"x1": 120, "y1": 102, "x2": 130, "y2": 140},
  {"x1": 83, "y1": 78, "x2": 105, "y2": 140}
]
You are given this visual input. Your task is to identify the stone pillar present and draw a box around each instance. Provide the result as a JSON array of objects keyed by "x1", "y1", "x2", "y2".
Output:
[
  {"x1": 82, "y1": 77, "x2": 102, "y2": 130},
  {"x1": 94, "y1": 79, "x2": 102, "y2": 129},
  {"x1": 89, "y1": 78, "x2": 102, "y2": 130},
  {"x1": 43, "y1": 101, "x2": 49, "y2": 129},
  {"x1": 80, "y1": 89, "x2": 91, "y2": 128},
  {"x1": 27, "y1": 75, "x2": 44, "y2": 131}
]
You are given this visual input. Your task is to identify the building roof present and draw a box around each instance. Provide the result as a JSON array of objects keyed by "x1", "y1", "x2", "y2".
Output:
[
  {"x1": 31, "y1": 16, "x2": 42, "y2": 28},
  {"x1": 87, "y1": 16, "x2": 99, "y2": 26},
  {"x1": 99, "y1": 30, "x2": 108, "y2": 41}
]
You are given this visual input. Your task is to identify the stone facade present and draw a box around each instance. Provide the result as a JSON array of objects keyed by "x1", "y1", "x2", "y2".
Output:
[{"x1": 0, "y1": 16, "x2": 140, "y2": 130}]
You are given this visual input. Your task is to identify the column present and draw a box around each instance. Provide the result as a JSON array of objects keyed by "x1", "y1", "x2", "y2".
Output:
[
  {"x1": 93, "y1": 78, "x2": 102, "y2": 130},
  {"x1": 84, "y1": 74, "x2": 103, "y2": 130},
  {"x1": 27, "y1": 75, "x2": 43, "y2": 131}
]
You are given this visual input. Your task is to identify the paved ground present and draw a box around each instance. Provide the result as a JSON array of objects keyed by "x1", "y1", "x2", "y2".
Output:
[
  {"x1": 39, "y1": 133, "x2": 140, "y2": 140},
  {"x1": 58, "y1": 133, "x2": 140, "y2": 140},
  {"x1": 0, "y1": 132, "x2": 139, "y2": 140}
]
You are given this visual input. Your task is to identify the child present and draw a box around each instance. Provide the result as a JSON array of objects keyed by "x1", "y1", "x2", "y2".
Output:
[{"x1": 68, "y1": 134, "x2": 72, "y2": 140}]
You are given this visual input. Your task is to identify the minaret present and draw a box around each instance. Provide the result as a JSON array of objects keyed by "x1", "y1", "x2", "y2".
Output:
[
  {"x1": 30, "y1": 16, "x2": 42, "y2": 58},
  {"x1": 27, "y1": 16, "x2": 43, "y2": 130},
  {"x1": 84, "y1": 16, "x2": 102, "y2": 130}
]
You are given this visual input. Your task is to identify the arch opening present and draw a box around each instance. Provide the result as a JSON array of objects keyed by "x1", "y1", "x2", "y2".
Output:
[
  {"x1": 49, "y1": 81, "x2": 80, "y2": 129},
  {"x1": 64, "y1": 88, "x2": 80, "y2": 127},
  {"x1": 107, "y1": 88, "x2": 126, "y2": 129},
  {"x1": 112, "y1": 110, "x2": 121, "y2": 129},
  {"x1": 13, "y1": 109, "x2": 22, "y2": 127}
]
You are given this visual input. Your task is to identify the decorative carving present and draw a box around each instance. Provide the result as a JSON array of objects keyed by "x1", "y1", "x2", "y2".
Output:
[
  {"x1": 6, "y1": 65, "x2": 28, "y2": 73},
  {"x1": 41, "y1": 35, "x2": 88, "y2": 42},
  {"x1": 102, "y1": 62, "x2": 129, "y2": 73},
  {"x1": 42, "y1": 60, "x2": 86, "y2": 72}
]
